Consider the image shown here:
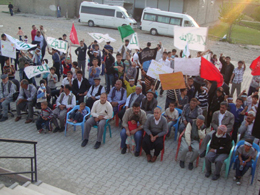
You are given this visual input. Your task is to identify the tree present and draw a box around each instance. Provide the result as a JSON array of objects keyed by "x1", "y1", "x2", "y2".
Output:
[{"x1": 218, "y1": 3, "x2": 244, "y2": 42}]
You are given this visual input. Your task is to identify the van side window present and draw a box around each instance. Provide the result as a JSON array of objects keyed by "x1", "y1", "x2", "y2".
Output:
[
  {"x1": 143, "y1": 13, "x2": 156, "y2": 21},
  {"x1": 81, "y1": 6, "x2": 115, "y2": 17},
  {"x1": 170, "y1": 18, "x2": 182, "y2": 26},
  {"x1": 157, "y1": 16, "x2": 170, "y2": 24},
  {"x1": 184, "y1": 20, "x2": 192, "y2": 27},
  {"x1": 117, "y1": 12, "x2": 123, "y2": 18}
]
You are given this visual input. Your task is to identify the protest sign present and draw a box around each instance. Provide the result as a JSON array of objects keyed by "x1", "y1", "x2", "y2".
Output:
[
  {"x1": 147, "y1": 60, "x2": 174, "y2": 80},
  {"x1": 138, "y1": 48, "x2": 157, "y2": 64},
  {"x1": 174, "y1": 26, "x2": 208, "y2": 51},
  {"x1": 127, "y1": 33, "x2": 139, "y2": 50},
  {"x1": 5, "y1": 33, "x2": 37, "y2": 50},
  {"x1": 174, "y1": 58, "x2": 201, "y2": 76},
  {"x1": 24, "y1": 64, "x2": 50, "y2": 79},
  {"x1": 88, "y1": 33, "x2": 116, "y2": 43},
  {"x1": 1, "y1": 41, "x2": 16, "y2": 59},
  {"x1": 46, "y1": 37, "x2": 68, "y2": 53},
  {"x1": 159, "y1": 72, "x2": 186, "y2": 90}
]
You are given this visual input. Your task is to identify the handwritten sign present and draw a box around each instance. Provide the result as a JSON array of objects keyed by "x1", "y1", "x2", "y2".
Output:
[
  {"x1": 1, "y1": 41, "x2": 16, "y2": 58},
  {"x1": 5, "y1": 33, "x2": 37, "y2": 50},
  {"x1": 147, "y1": 60, "x2": 174, "y2": 81},
  {"x1": 24, "y1": 64, "x2": 50, "y2": 79},
  {"x1": 174, "y1": 26, "x2": 208, "y2": 51},
  {"x1": 46, "y1": 37, "x2": 68, "y2": 53}
]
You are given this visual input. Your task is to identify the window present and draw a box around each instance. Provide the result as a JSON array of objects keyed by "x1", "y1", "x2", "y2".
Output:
[
  {"x1": 170, "y1": 17, "x2": 182, "y2": 26},
  {"x1": 117, "y1": 12, "x2": 123, "y2": 18},
  {"x1": 157, "y1": 16, "x2": 170, "y2": 24},
  {"x1": 81, "y1": 6, "x2": 115, "y2": 17},
  {"x1": 143, "y1": 13, "x2": 156, "y2": 21},
  {"x1": 184, "y1": 20, "x2": 192, "y2": 27}
]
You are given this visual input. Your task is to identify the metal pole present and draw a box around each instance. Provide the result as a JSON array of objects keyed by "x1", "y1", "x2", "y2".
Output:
[
  {"x1": 31, "y1": 158, "x2": 33, "y2": 182},
  {"x1": 34, "y1": 144, "x2": 37, "y2": 182}
]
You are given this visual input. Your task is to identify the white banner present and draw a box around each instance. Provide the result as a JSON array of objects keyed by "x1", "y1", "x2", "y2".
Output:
[
  {"x1": 127, "y1": 33, "x2": 139, "y2": 50},
  {"x1": 147, "y1": 60, "x2": 174, "y2": 80},
  {"x1": 174, "y1": 58, "x2": 201, "y2": 76},
  {"x1": 24, "y1": 64, "x2": 50, "y2": 79},
  {"x1": 5, "y1": 33, "x2": 37, "y2": 50},
  {"x1": 88, "y1": 33, "x2": 116, "y2": 43},
  {"x1": 174, "y1": 26, "x2": 208, "y2": 51},
  {"x1": 1, "y1": 41, "x2": 16, "y2": 59},
  {"x1": 46, "y1": 37, "x2": 68, "y2": 53}
]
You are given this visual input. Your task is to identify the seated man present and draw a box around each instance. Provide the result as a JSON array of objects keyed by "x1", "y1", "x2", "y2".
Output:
[
  {"x1": 179, "y1": 115, "x2": 206, "y2": 170},
  {"x1": 141, "y1": 90, "x2": 158, "y2": 115},
  {"x1": 81, "y1": 93, "x2": 113, "y2": 149},
  {"x1": 85, "y1": 77, "x2": 105, "y2": 109},
  {"x1": 72, "y1": 70, "x2": 90, "y2": 104},
  {"x1": 120, "y1": 102, "x2": 147, "y2": 156},
  {"x1": 118, "y1": 84, "x2": 144, "y2": 120},
  {"x1": 52, "y1": 84, "x2": 76, "y2": 132},
  {"x1": 15, "y1": 79, "x2": 37, "y2": 123},
  {"x1": 238, "y1": 111, "x2": 256, "y2": 142},
  {"x1": 200, "y1": 101, "x2": 234, "y2": 157},
  {"x1": 142, "y1": 107, "x2": 167, "y2": 162},
  {"x1": 107, "y1": 80, "x2": 127, "y2": 114},
  {"x1": 205, "y1": 125, "x2": 232, "y2": 180},
  {"x1": 179, "y1": 98, "x2": 203, "y2": 133},
  {"x1": 0, "y1": 74, "x2": 16, "y2": 122}
]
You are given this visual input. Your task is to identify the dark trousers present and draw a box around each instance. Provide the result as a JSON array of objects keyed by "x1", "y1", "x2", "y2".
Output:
[
  {"x1": 118, "y1": 107, "x2": 126, "y2": 120},
  {"x1": 36, "y1": 117, "x2": 50, "y2": 130},
  {"x1": 142, "y1": 134, "x2": 163, "y2": 156},
  {"x1": 232, "y1": 122, "x2": 241, "y2": 143},
  {"x1": 53, "y1": 62, "x2": 60, "y2": 81},
  {"x1": 69, "y1": 111, "x2": 84, "y2": 122},
  {"x1": 76, "y1": 95, "x2": 84, "y2": 104},
  {"x1": 0, "y1": 56, "x2": 5, "y2": 74},
  {"x1": 85, "y1": 97, "x2": 96, "y2": 110},
  {"x1": 235, "y1": 157, "x2": 252, "y2": 178},
  {"x1": 248, "y1": 86, "x2": 258, "y2": 96}
]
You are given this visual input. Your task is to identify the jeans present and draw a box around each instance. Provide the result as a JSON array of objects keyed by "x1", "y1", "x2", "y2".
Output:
[
  {"x1": 235, "y1": 157, "x2": 252, "y2": 177},
  {"x1": 69, "y1": 111, "x2": 84, "y2": 122},
  {"x1": 105, "y1": 74, "x2": 114, "y2": 93},
  {"x1": 19, "y1": 68, "x2": 24, "y2": 81},
  {"x1": 36, "y1": 117, "x2": 50, "y2": 130},
  {"x1": 167, "y1": 121, "x2": 176, "y2": 136},
  {"x1": 120, "y1": 128, "x2": 143, "y2": 152},
  {"x1": 101, "y1": 63, "x2": 105, "y2": 75},
  {"x1": 57, "y1": 10, "x2": 61, "y2": 17},
  {"x1": 0, "y1": 98, "x2": 12, "y2": 118},
  {"x1": 78, "y1": 60, "x2": 86, "y2": 78},
  {"x1": 9, "y1": 8, "x2": 13, "y2": 16}
]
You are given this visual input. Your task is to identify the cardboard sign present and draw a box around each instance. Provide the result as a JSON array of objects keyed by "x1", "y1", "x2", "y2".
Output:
[{"x1": 159, "y1": 72, "x2": 186, "y2": 90}]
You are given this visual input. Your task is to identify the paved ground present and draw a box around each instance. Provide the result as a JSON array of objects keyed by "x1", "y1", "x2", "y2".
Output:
[{"x1": 0, "y1": 5, "x2": 260, "y2": 195}]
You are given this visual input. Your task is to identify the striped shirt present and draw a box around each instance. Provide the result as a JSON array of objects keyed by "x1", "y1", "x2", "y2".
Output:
[
  {"x1": 232, "y1": 67, "x2": 244, "y2": 84},
  {"x1": 196, "y1": 90, "x2": 208, "y2": 109},
  {"x1": 167, "y1": 89, "x2": 179, "y2": 100}
]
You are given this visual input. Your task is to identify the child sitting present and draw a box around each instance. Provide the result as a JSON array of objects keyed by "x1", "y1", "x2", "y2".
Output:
[
  {"x1": 123, "y1": 74, "x2": 136, "y2": 97},
  {"x1": 126, "y1": 115, "x2": 139, "y2": 153},
  {"x1": 36, "y1": 101, "x2": 54, "y2": 134},
  {"x1": 37, "y1": 80, "x2": 51, "y2": 108},
  {"x1": 164, "y1": 102, "x2": 179, "y2": 137},
  {"x1": 234, "y1": 139, "x2": 255, "y2": 185},
  {"x1": 68, "y1": 102, "x2": 87, "y2": 123}
]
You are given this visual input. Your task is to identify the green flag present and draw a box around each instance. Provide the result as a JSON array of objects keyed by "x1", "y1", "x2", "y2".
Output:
[{"x1": 118, "y1": 25, "x2": 135, "y2": 42}]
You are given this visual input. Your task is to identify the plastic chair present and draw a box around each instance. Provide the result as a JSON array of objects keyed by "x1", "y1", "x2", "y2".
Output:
[
  {"x1": 93, "y1": 112, "x2": 114, "y2": 144},
  {"x1": 114, "y1": 104, "x2": 125, "y2": 127},
  {"x1": 175, "y1": 129, "x2": 201, "y2": 167},
  {"x1": 64, "y1": 106, "x2": 91, "y2": 140},
  {"x1": 229, "y1": 140, "x2": 260, "y2": 184},
  {"x1": 202, "y1": 140, "x2": 235, "y2": 178}
]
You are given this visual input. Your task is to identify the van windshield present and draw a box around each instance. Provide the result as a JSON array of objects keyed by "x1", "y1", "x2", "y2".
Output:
[{"x1": 122, "y1": 10, "x2": 129, "y2": 18}]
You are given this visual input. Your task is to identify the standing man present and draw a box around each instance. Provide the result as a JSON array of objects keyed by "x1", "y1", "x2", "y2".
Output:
[
  {"x1": 8, "y1": 2, "x2": 13, "y2": 16},
  {"x1": 48, "y1": 48, "x2": 61, "y2": 81},
  {"x1": 57, "y1": 5, "x2": 61, "y2": 18},
  {"x1": 31, "y1": 25, "x2": 37, "y2": 42},
  {"x1": 117, "y1": 39, "x2": 131, "y2": 61},
  {"x1": 220, "y1": 54, "x2": 234, "y2": 85},
  {"x1": 81, "y1": 93, "x2": 113, "y2": 149},
  {"x1": 230, "y1": 61, "x2": 246, "y2": 97},
  {"x1": 75, "y1": 40, "x2": 87, "y2": 78},
  {"x1": 103, "y1": 48, "x2": 115, "y2": 93},
  {"x1": 34, "y1": 31, "x2": 44, "y2": 52}
]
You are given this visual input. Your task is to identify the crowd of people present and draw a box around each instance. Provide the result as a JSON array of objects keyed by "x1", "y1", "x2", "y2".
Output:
[{"x1": 0, "y1": 24, "x2": 259, "y2": 185}]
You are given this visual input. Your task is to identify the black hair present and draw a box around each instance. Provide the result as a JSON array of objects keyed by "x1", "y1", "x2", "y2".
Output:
[
  {"x1": 40, "y1": 79, "x2": 46, "y2": 85},
  {"x1": 147, "y1": 42, "x2": 151, "y2": 47},
  {"x1": 64, "y1": 84, "x2": 72, "y2": 91},
  {"x1": 76, "y1": 70, "x2": 83, "y2": 75},
  {"x1": 130, "y1": 115, "x2": 139, "y2": 122},
  {"x1": 252, "y1": 95, "x2": 259, "y2": 99},
  {"x1": 172, "y1": 49, "x2": 177, "y2": 52},
  {"x1": 236, "y1": 97, "x2": 244, "y2": 104},
  {"x1": 132, "y1": 102, "x2": 140, "y2": 108}
]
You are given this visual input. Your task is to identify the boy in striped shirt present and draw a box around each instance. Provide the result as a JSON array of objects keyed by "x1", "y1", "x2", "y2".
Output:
[{"x1": 36, "y1": 101, "x2": 54, "y2": 133}]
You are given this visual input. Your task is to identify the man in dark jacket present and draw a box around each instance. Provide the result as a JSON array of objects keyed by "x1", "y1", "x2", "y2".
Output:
[
  {"x1": 141, "y1": 90, "x2": 157, "y2": 115},
  {"x1": 75, "y1": 40, "x2": 87, "y2": 78},
  {"x1": 220, "y1": 54, "x2": 234, "y2": 84},
  {"x1": 205, "y1": 125, "x2": 232, "y2": 180},
  {"x1": 8, "y1": 2, "x2": 13, "y2": 16},
  {"x1": 72, "y1": 70, "x2": 90, "y2": 104},
  {"x1": 103, "y1": 48, "x2": 115, "y2": 93}
]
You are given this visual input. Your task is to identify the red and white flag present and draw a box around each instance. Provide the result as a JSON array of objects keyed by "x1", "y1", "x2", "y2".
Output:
[
  {"x1": 250, "y1": 56, "x2": 260, "y2": 76},
  {"x1": 69, "y1": 23, "x2": 79, "y2": 45}
]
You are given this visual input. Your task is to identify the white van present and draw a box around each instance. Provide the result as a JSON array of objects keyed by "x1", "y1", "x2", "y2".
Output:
[
  {"x1": 140, "y1": 8, "x2": 199, "y2": 36},
  {"x1": 79, "y1": 2, "x2": 137, "y2": 29}
]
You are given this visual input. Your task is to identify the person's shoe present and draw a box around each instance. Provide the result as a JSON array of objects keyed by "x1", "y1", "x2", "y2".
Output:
[
  {"x1": 53, "y1": 127, "x2": 60, "y2": 133},
  {"x1": 94, "y1": 141, "x2": 101, "y2": 149},
  {"x1": 0, "y1": 117, "x2": 8, "y2": 122},
  {"x1": 121, "y1": 147, "x2": 127, "y2": 154},
  {"x1": 212, "y1": 174, "x2": 220, "y2": 180},
  {"x1": 25, "y1": 119, "x2": 33, "y2": 124},
  {"x1": 188, "y1": 162, "x2": 194, "y2": 170},
  {"x1": 205, "y1": 171, "x2": 211, "y2": 178},
  {"x1": 134, "y1": 151, "x2": 139, "y2": 157},
  {"x1": 200, "y1": 151, "x2": 206, "y2": 158},
  {"x1": 236, "y1": 178, "x2": 241, "y2": 185},
  {"x1": 151, "y1": 156, "x2": 157, "y2": 163},
  {"x1": 15, "y1": 116, "x2": 21, "y2": 122},
  {"x1": 59, "y1": 127, "x2": 65, "y2": 132},
  {"x1": 146, "y1": 154, "x2": 152, "y2": 162},
  {"x1": 81, "y1": 139, "x2": 88, "y2": 147},
  {"x1": 38, "y1": 129, "x2": 44, "y2": 134},
  {"x1": 179, "y1": 161, "x2": 185, "y2": 168}
]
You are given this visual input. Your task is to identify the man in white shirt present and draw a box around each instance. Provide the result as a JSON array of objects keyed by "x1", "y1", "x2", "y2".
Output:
[
  {"x1": 52, "y1": 84, "x2": 76, "y2": 133},
  {"x1": 81, "y1": 93, "x2": 113, "y2": 149},
  {"x1": 158, "y1": 52, "x2": 171, "y2": 67},
  {"x1": 59, "y1": 71, "x2": 73, "y2": 94},
  {"x1": 34, "y1": 31, "x2": 44, "y2": 49},
  {"x1": 85, "y1": 77, "x2": 105, "y2": 109}
]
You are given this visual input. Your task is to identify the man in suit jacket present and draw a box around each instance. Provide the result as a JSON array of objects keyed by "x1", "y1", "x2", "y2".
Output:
[
  {"x1": 200, "y1": 101, "x2": 234, "y2": 157},
  {"x1": 141, "y1": 90, "x2": 157, "y2": 115},
  {"x1": 238, "y1": 111, "x2": 256, "y2": 142},
  {"x1": 72, "y1": 70, "x2": 91, "y2": 104}
]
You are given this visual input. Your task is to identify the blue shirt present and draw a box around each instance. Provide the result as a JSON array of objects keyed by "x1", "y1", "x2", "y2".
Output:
[
  {"x1": 228, "y1": 103, "x2": 244, "y2": 124},
  {"x1": 107, "y1": 87, "x2": 127, "y2": 105},
  {"x1": 88, "y1": 67, "x2": 100, "y2": 85}
]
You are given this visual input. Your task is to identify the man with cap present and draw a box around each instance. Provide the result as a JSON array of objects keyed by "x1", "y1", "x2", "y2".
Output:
[
  {"x1": 0, "y1": 74, "x2": 16, "y2": 122},
  {"x1": 85, "y1": 77, "x2": 105, "y2": 109},
  {"x1": 75, "y1": 39, "x2": 87, "y2": 77},
  {"x1": 178, "y1": 115, "x2": 206, "y2": 170},
  {"x1": 205, "y1": 125, "x2": 232, "y2": 180},
  {"x1": 238, "y1": 111, "x2": 256, "y2": 142},
  {"x1": 118, "y1": 84, "x2": 144, "y2": 120},
  {"x1": 141, "y1": 90, "x2": 158, "y2": 115},
  {"x1": 117, "y1": 39, "x2": 131, "y2": 61}
]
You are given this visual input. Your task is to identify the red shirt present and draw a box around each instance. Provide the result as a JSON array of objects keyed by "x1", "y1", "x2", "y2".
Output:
[
  {"x1": 31, "y1": 29, "x2": 37, "y2": 41},
  {"x1": 62, "y1": 61, "x2": 72, "y2": 75},
  {"x1": 128, "y1": 121, "x2": 137, "y2": 131}
]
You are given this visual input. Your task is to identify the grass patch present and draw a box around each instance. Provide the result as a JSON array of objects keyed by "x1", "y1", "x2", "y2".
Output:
[
  {"x1": 0, "y1": 0, "x2": 13, "y2": 5},
  {"x1": 208, "y1": 22, "x2": 260, "y2": 45},
  {"x1": 239, "y1": 20, "x2": 260, "y2": 31},
  {"x1": 242, "y1": 15, "x2": 255, "y2": 21}
]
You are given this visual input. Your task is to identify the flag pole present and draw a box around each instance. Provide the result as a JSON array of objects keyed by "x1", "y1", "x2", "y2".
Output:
[{"x1": 174, "y1": 89, "x2": 179, "y2": 104}]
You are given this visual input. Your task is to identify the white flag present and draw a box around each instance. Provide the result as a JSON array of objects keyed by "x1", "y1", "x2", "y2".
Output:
[
  {"x1": 174, "y1": 58, "x2": 201, "y2": 76},
  {"x1": 24, "y1": 64, "x2": 50, "y2": 79},
  {"x1": 5, "y1": 33, "x2": 37, "y2": 50},
  {"x1": 88, "y1": 33, "x2": 116, "y2": 43},
  {"x1": 1, "y1": 41, "x2": 16, "y2": 59},
  {"x1": 182, "y1": 42, "x2": 190, "y2": 58},
  {"x1": 127, "y1": 33, "x2": 139, "y2": 50},
  {"x1": 46, "y1": 37, "x2": 68, "y2": 53}
]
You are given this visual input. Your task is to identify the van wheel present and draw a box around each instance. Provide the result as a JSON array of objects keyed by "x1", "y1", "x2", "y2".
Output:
[
  {"x1": 88, "y1": 20, "x2": 94, "y2": 27},
  {"x1": 122, "y1": 24, "x2": 127, "y2": 26},
  {"x1": 150, "y1": 29, "x2": 157, "y2": 36}
]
